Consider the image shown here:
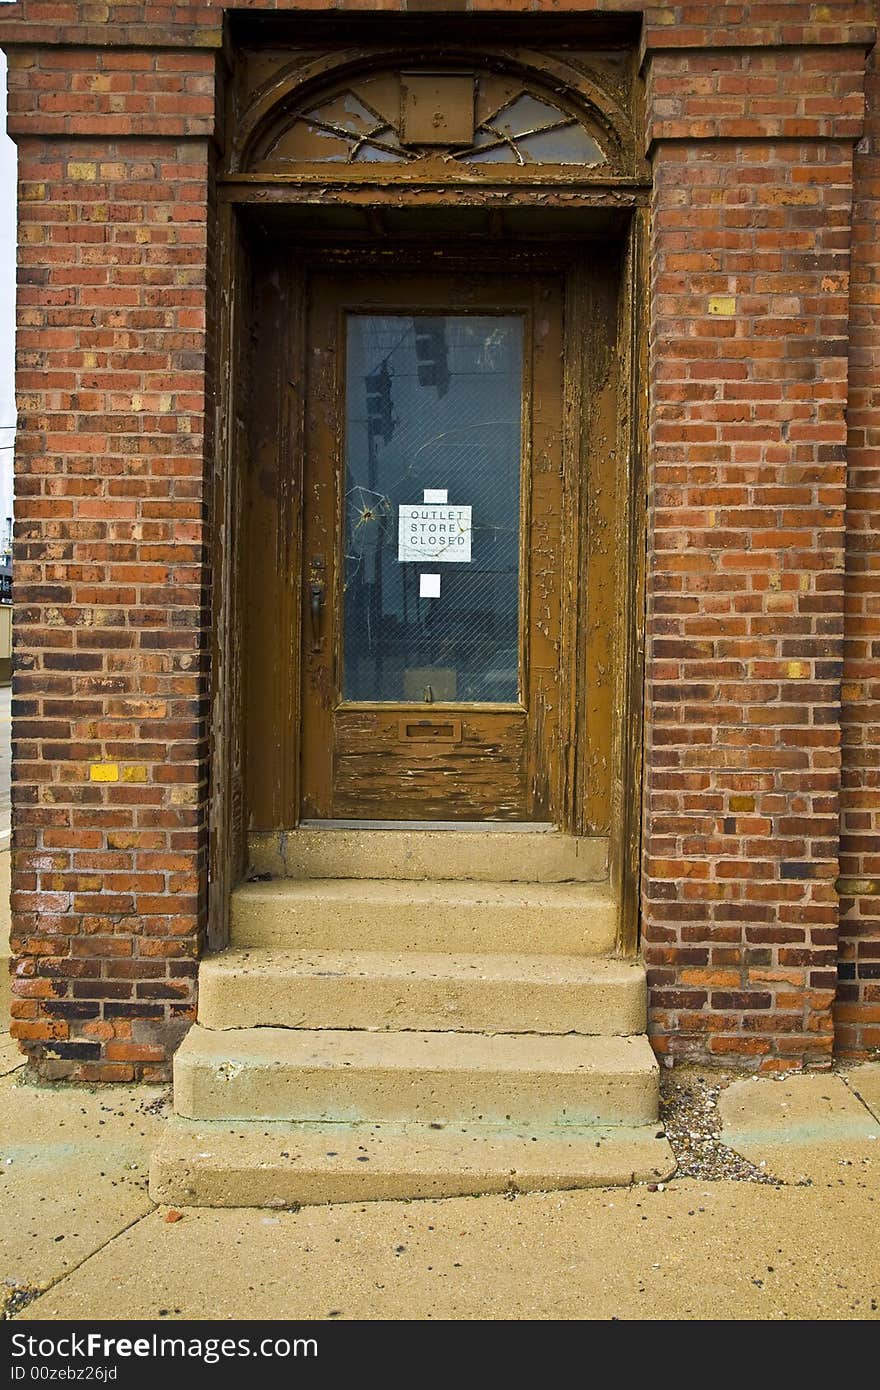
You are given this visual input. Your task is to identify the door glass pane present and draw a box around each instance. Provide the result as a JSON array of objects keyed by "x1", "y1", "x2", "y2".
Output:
[{"x1": 343, "y1": 313, "x2": 523, "y2": 703}]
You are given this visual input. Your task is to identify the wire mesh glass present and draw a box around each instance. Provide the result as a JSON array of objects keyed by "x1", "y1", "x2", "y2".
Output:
[{"x1": 342, "y1": 314, "x2": 524, "y2": 704}]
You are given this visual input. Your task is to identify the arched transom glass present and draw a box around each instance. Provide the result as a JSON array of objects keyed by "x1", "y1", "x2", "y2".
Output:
[{"x1": 260, "y1": 70, "x2": 608, "y2": 167}]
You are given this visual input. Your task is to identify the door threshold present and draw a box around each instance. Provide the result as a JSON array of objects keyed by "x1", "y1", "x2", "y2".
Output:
[{"x1": 298, "y1": 819, "x2": 558, "y2": 834}]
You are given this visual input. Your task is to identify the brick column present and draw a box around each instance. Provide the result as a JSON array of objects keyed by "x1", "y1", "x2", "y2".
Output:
[
  {"x1": 6, "y1": 46, "x2": 216, "y2": 1079},
  {"x1": 642, "y1": 44, "x2": 866, "y2": 1069},
  {"x1": 838, "y1": 43, "x2": 880, "y2": 1058}
]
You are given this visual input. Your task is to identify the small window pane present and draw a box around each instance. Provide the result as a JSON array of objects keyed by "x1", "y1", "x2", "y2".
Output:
[
  {"x1": 269, "y1": 121, "x2": 352, "y2": 162},
  {"x1": 490, "y1": 94, "x2": 567, "y2": 138},
  {"x1": 305, "y1": 93, "x2": 379, "y2": 137},
  {"x1": 462, "y1": 143, "x2": 517, "y2": 164},
  {"x1": 517, "y1": 123, "x2": 605, "y2": 165},
  {"x1": 354, "y1": 142, "x2": 405, "y2": 163}
]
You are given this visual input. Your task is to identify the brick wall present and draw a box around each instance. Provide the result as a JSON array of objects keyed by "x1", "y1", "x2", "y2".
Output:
[
  {"x1": 642, "y1": 47, "x2": 863, "y2": 1070},
  {"x1": 838, "y1": 42, "x2": 880, "y2": 1058},
  {"x1": 6, "y1": 46, "x2": 215, "y2": 1075}
]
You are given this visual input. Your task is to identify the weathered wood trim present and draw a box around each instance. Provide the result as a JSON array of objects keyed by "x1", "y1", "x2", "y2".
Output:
[
  {"x1": 611, "y1": 208, "x2": 648, "y2": 957},
  {"x1": 243, "y1": 249, "x2": 305, "y2": 831},
  {"x1": 565, "y1": 252, "x2": 622, "y2": 839},
  {"x1": 220, "y1": 173, "x2": 651, "y2": 190},
  {"x1": 207, "y1": 201, "x2": 247, "y2": 950}
]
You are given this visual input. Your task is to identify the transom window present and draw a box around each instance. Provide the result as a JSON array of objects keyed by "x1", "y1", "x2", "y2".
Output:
[{"x1": 259, "y1": 70, "x2": 608, "y2": 168}]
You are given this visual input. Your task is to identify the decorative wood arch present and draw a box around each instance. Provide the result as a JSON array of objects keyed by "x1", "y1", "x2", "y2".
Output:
[{"x1": 230, "y1": 47, "x2": 640, "y2": 180}]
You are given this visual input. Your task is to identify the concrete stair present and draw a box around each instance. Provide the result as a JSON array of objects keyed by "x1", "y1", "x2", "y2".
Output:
[
  {"x1": 249, "y1": 826, "x2": 608, "y2": 882},
  {"x1": 151, "y1": 1119, "x2": 674, "y2": 1208},
  {"x1": 231, "y1": 879, "x2": 617, "y2": 954},
  {"x1": 151, "y1": 832, "x2": 668, "y2": 1206},
  {"x1": 173, "y1": 1025, "x2": 658, "y2": 1126},
  {"x1": 197, "y1": 949, "x2": 646, "y2": 1035}
]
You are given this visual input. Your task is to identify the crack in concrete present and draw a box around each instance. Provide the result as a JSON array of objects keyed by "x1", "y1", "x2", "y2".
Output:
[{"x1": 4, "y1": 1206, "x2": 158, "y2": 1321}]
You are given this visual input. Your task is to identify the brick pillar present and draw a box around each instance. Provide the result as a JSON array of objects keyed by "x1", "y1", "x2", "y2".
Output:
[
  {"x1": 6, "y1": 46, "x2": 216, "y2": 1080},
  {"x1": 642, "y1": 44, "x2": 866, "y2": 1070},
  {"x1": 838, "y1": 43, "x2": 880, "y2": 1058}
]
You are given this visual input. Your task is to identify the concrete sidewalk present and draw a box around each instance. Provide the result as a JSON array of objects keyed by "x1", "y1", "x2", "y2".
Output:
[{"x1": 1, "y1": 1015, "x2": 878, "y2": 1318}]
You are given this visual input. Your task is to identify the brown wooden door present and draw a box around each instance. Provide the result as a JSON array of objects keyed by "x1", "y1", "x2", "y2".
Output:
[{"x1": 300, "y1": 268, "x2": 566, "y2": 822}]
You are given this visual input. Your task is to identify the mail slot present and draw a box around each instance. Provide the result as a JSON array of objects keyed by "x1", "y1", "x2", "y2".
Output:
[{"x1": 398, "y1": 717, "x2": 462, "y2": 746}]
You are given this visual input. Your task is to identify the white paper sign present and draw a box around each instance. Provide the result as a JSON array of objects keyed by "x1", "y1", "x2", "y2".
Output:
[
  {"x1": 398, "y1": 504, "x2": 472, "y2": 563},
  {"x1": 420, "y1": 573, "x2": 441, "y2": 598},
  {"x1": 423, "y1": 489, "x2": 448, "y2": 504}
]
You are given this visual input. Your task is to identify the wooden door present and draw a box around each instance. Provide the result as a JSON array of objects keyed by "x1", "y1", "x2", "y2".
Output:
[{"x1": 300, "y1": 268, "x2": 566, "y2": 822}]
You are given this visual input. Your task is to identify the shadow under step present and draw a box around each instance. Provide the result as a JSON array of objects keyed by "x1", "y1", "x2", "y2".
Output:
[
  {"x1": 150, "y1": 1118, "x2": 675, "y2": 1208},
  {"x1": 197, "y1": 949, "x2": 647, "y2": 1036}
]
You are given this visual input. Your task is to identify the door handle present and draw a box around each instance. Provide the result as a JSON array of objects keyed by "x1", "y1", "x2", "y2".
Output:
[{"x1": 308, "y1": 557, "x2": 326, "y2": 652}]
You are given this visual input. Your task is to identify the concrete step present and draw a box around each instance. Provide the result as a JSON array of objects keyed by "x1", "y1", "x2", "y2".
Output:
[
  {"x1": 173, "y1": 1025, "x2": 658, "y2": 1127},
  {"x1": 150, "y1": 1118, "x2": 675, "y2": 1207},
  {"x1": 197, "y1": 949, "x2": 647, "y2": 1036},
  {"x1": 249, "y1": 826, "x2": 607, "y2": 883},
  {"x1": 230, "y1": 879, "x2": 617, "y2": 954}
]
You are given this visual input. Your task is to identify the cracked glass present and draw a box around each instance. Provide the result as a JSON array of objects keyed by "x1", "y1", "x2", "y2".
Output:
[{"x1": 343, "y1": 314, "x2": 524, "y2": 704}]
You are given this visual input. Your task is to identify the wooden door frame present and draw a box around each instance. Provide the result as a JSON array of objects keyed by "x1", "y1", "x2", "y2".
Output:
[{"x1": 212, "y1": 201, "x2": 647, "y2": 955}]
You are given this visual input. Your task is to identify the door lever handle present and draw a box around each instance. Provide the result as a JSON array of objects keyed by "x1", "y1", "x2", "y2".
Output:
[
  {"x1": 308, "y1": 557, "x2": 326, "y2": 653},
  {"x1": 309, "y1": 577, "x2": 325, "y2": 651}
]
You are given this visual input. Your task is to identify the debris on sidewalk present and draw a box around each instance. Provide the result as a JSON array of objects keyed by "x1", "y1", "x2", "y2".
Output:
[{"x1": 660, "y1": 1070, "x2": 782, "y2": 1185}]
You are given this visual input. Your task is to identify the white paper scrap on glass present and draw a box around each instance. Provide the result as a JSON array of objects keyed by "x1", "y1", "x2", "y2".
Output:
[
  {"x1": 420, "y1": 573, "x2": 441, "y2": 598},
  {"x1": 423, "y1": 489, "x2": 448, "y2": 504},
  {"x1": 398, "y1": 504, "x2": 472, "y2": 563}
]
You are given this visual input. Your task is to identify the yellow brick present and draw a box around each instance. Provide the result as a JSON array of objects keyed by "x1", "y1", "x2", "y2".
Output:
[
  {"x1": 786, "y1": 661, "x2": 809, "y2": 679},
  {"x1": 121, "y1": 766, "x2": 148, "y2": 783},
  {"x1": 68, "y1": 162, "x2": 97, "y2": 181},
  {"x1": 170, "y1": 786, "x2": 199, "y2": 807},
  {"x1": 89, "y1": 763, "x2": 119, "y2": 782},
  {"x1": 729, "y1": 795, "x2": 755, "y2": 813},
  {"x1": 708, "y1": 295, "x2": 737, "y2": 316}
]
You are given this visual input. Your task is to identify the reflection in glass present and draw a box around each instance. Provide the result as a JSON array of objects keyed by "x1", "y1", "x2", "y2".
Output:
[{"x1": 343, "y1": 315, "x2": 523, "y2": 704}]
